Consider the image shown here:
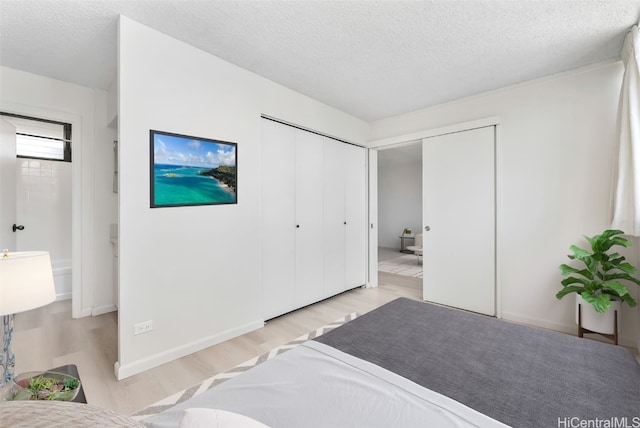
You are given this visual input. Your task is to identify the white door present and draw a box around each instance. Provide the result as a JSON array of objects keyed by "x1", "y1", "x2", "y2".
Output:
[
  {"x1": 261, "y1": 120, "x2": 296, "y2": 319},
  {"x1": 422, "y1": 126, "x2": 495, "y2": 315},
  {"x1": 323, "y1": 138, "x2": 346, "y2": 297},
  {"x1": 295, "y1": 130, "x2": 324, "y2": 307},
  {"x1": 0, "y1": 118, "x2": 17, "y2": 252},
  {"x1": 367, "y1": 149, "x2": 378, "y2": 288},
  {"x1": 344, "y1": 143, "x2": 367, "y2": 289}
]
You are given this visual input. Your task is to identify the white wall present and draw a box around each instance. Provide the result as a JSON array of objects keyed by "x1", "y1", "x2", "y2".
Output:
[
  {"x1": 378, "y1": 159, "x2": 422, "y2": 249},
  {"x1": 0, "y1": 66, "x2": 118, "y2": 317},
  {"x1": 93, "y1": 89, "x2": 119, "y2": 314},
  {"x1": 116, "y1": 16, "x2": 368, "y2": 379},
  {"x1": 370, "y1": 61, "x2": 640, "y2": 347}
]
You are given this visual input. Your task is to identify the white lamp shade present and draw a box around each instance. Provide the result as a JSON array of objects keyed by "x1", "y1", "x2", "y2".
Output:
[{"x1": 0, "y1": 251, "x2": 56, "y2": 315}]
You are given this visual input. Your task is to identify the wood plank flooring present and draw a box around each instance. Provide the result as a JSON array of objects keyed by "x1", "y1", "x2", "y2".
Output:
[
  {"x1": 12, "y1": 272, "x2": 421, "y2": 416},
  {"x1": 12, "y1": 268, "x2": 640, "y2": 417}
]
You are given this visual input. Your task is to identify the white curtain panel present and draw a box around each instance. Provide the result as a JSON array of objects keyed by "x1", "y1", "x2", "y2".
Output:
[{"x1": 611, "y1": 24, "x2": 640, "y2": 236}]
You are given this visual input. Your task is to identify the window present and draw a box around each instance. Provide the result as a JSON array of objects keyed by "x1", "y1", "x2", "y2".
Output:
[{"x1": 0, "y1": 112, "x2": 72, "y2": 162}]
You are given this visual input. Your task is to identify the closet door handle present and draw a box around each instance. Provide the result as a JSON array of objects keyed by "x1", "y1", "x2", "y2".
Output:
[{"x1": 12, "y1": 224, "x2": 24, "y2": 232}]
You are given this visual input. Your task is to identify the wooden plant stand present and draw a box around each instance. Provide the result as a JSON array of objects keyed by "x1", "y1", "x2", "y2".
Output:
[{"x1": 578, "y1": 303, "x2": 618, "y2": 345}]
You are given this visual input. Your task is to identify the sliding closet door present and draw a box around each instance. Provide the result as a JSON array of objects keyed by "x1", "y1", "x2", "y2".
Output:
[
  {"x1": 422, "y1": 126, "x2": 495, "y2": 316},
  {"x1": 295, "y1": 130, "x2": 324, "y2": 307},
  {"x1": 344, "y1": 143, "x2": 367, "y2": 289},
  {"x1": 261, "y1": 120, "x2": 296, "y2": 319}
]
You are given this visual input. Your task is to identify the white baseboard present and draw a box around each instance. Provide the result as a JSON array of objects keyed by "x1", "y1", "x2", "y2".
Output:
[
  {"x1": 500, "y1": 311, "x2": 574, "y2": 334},
  {"x1": 501, "y1": 311, "x2": 636, "y2": 348},
  {"x1": 55, "y1": 292, "x2": 72, "y2": 301},
  {"x1": 92, "y1": 304, "x2": 117, "y2": 316},
  {"x1": 75, "y1": 307, "x2": 93, "y2": 318},
  {"x1": 114, "y1": 319, "x2": 265, "y2": 380}
]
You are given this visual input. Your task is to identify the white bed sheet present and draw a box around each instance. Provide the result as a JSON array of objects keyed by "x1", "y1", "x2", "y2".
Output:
[{"x1": 144, "y1": 340, "x2": 509, "y2": 428}]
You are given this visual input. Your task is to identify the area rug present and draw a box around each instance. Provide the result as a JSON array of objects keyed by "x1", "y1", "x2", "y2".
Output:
[
  {"x1": 131, "y1": 313, "x2": 358, "y2": 421},
  {"x1": 378, "y1": 254, "x2": 423, "y2": 278}
]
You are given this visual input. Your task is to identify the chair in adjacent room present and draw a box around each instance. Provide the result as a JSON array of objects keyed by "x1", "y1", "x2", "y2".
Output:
[{"x1": 407, "y1": 233, "x2": 423, "y2": 265}]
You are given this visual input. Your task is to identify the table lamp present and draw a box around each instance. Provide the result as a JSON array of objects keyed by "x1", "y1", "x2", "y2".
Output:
[{"x1": 0, "y1": 250, "x2": 56, "y2": 386}]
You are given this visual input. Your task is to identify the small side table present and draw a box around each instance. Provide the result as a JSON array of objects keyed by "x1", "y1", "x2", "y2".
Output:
[
  {"x1": 49, "y1": 364, "x2": 87, "y2": 404},
  {"x1": 398, "y1": 235, "x2": 415, "y2": 253}
]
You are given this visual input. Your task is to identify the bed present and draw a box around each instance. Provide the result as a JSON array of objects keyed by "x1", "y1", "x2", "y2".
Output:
[{"x1": 141, "y1": 298, "x2": 640, "y2": 428}]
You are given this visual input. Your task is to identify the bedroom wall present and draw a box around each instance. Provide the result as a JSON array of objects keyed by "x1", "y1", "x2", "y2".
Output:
[
  {"x1": 378, "y1": 157, "x2": 422, "y2": 249},
  {"x1": 370, "y1": 61, "x2": 640, "y2": 347},
  {"x1": 0, "y1": 66, "x2": 118, "y2": 317},
  {"x1": 116, "y1": 16, "x2": 369, "y2": 379}
]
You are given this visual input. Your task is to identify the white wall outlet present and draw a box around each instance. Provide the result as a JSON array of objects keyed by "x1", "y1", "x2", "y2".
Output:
[{"x1": 133, "y1": 320, "x2": 153, "y2": 335}]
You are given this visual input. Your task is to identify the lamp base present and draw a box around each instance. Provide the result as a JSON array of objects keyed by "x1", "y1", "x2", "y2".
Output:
[{"x1": 1, "y1": 314, "x2": 15, "y2": 386}]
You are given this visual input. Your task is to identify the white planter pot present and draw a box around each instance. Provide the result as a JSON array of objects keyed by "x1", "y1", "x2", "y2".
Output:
[{"x1": 575, "y1": 294, "x2": 621, "y2": 335}]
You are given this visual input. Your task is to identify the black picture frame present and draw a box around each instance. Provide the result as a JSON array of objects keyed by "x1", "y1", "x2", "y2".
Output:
[{"x1": 150, "y1": 130, "x2": 237, "y2": 208}]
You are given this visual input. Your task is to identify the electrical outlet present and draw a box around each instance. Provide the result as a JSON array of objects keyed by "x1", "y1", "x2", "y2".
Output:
[{"x1": 134, "y1": 320, "x2": 153, "y2": 335}]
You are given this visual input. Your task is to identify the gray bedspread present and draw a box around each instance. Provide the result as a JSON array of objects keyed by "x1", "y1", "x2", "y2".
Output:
[{"x1": 315, "y1": 298, "x2": 640, "y2": 428}]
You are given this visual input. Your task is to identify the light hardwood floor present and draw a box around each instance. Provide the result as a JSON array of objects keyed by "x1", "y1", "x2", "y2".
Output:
[
  {"x1": 13, "y1": 267, "x2": 639, "y2": 417},
  {"x1": 12, "y1": 272, "x2": 421, "y2": 416}
]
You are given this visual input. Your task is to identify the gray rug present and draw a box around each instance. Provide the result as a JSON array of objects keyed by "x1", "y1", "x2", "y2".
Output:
[{"x1": 316, "y1": 298, "x2": 640, "y2": 428}]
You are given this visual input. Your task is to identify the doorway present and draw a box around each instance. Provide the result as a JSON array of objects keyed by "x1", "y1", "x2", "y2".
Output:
[
  {"x1": 369, "y1": 119, "x2": 498, "y2": 316},
  {"x1": 0, "y1": 113, "x2": 73, "y2": 300},
  {"x1": 375, "y1": 142, "x2": 423, "y2": 293}
]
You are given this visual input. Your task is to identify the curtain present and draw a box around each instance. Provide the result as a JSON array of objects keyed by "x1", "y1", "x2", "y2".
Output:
[{"x1": 611, "y1": 24, "x2": 640, "y2": 236}]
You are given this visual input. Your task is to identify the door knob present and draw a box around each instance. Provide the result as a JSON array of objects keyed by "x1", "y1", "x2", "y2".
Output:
[
  {"x1": 12, "y1": 224, "x2": 24, "y2": 232},
  {"x1": 425, "y1": 226, "x2": 431, "y2": 231}
]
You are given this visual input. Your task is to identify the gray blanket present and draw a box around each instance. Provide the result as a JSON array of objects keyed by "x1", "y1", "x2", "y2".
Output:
[{"x1": 315, "y1": 298, "x2": 640, "y2": 428}]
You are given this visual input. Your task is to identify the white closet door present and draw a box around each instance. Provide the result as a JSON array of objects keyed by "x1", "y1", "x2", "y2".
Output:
[
  {"x1": 295, "y1": 130, "x2": 324, "y2": 307},
  {"x1": 422, "y1": 126, "x2": 495, "y2": 316},
  {"x1": 323, "y1": 138, "x2": 346, "y2": 297},
  {"x1": 344, "y1": 143, "x2": 367, "y2": 289},
  {"x1": 261, "y1": 120, "x2": 296, "y2": 319}
]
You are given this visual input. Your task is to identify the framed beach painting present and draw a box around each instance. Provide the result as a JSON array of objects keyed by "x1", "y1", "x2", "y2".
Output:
[{"x1": 150, "y1": 130, "x2": 237, "y2": 208}]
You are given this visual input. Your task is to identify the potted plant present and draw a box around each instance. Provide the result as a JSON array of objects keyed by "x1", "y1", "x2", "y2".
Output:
[
  {"x1": 1, "y1": 371, "x2": 81, "y2": 401},
  {"x1": 556, "y1": 229, "x2": 640, "y2": 338}
]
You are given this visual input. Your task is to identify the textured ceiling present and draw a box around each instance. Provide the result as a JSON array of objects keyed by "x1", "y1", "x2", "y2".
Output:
[{"x1": 1, "y1": 1, "x2": 639, "y2": 121}]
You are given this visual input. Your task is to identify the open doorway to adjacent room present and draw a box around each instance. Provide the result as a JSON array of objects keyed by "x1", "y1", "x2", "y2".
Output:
[
  {"x1": 376, "y1": 142, "x2": 423, "y2": 291},
  {"x1": 0, "y1": 113, "x2": 73, "y2": 301}
]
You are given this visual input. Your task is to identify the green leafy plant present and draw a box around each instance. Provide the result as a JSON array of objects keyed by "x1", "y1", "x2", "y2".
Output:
[
  {"x1": 556, "y1": 229, "x2": 640, "y2": 313},
  {"x1": 12, "y1": 372, "x2": 80, "y2": 401},
  {"x1": 63, "y1": 377, "x2": 79, "y2": 390}
]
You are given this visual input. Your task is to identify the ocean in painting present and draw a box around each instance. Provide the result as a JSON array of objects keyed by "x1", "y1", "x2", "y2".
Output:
[{"x1": 153, "y1": 164, "x2": 236, "y2": 206}]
